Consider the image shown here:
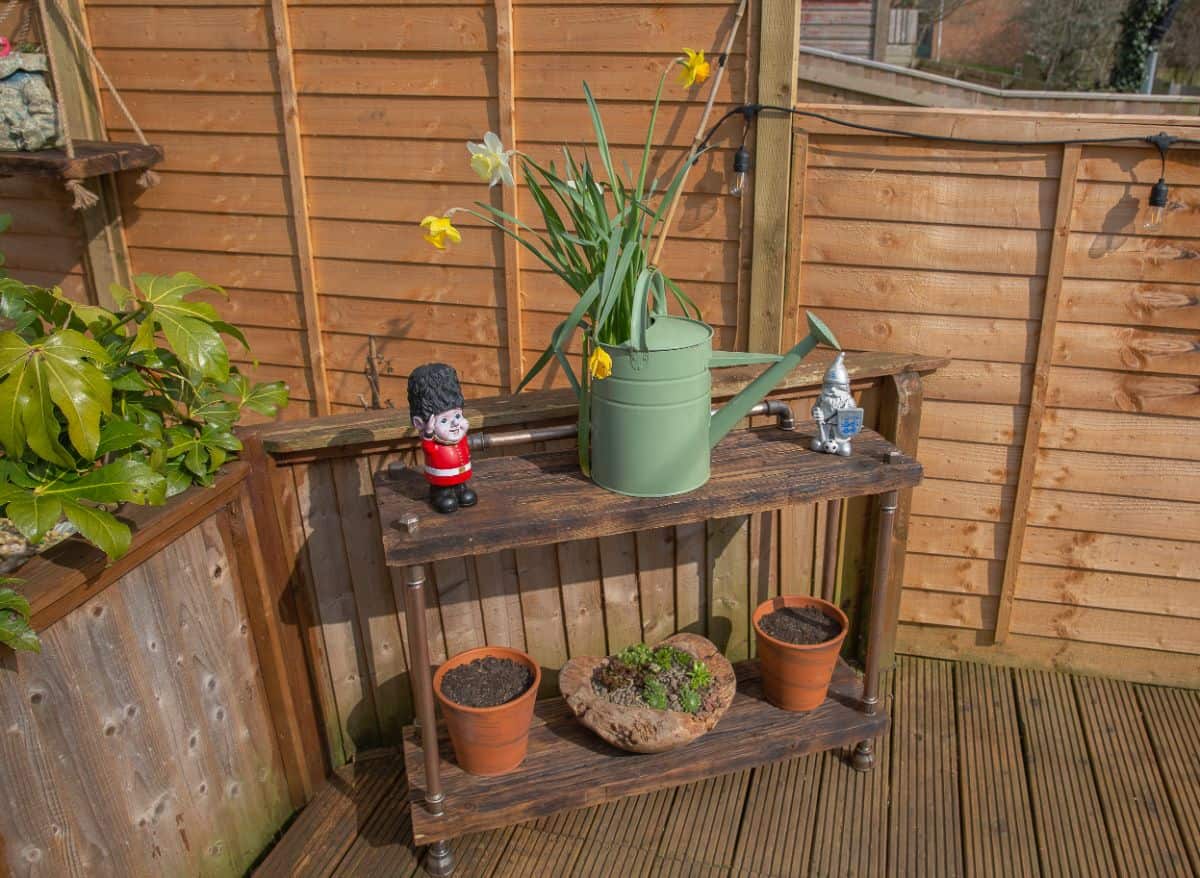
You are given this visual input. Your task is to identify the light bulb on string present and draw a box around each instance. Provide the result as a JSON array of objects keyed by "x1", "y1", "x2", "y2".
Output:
[
  {"x1": 730, "y1": 145, "x2": 751, "y2": 197},
  {"x1": 1143, "y1": 132, "x2": 1176, "y2": 233}
]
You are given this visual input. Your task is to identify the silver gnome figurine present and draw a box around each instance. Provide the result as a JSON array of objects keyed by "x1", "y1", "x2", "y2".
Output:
[{"x1": 811, "y1": 352, "x2": 863, "y2": 457}]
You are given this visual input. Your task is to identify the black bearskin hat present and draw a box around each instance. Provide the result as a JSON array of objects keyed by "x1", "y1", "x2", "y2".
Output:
[{"x1": 407, "y1": 363, "x2": 465, "y2": 422}]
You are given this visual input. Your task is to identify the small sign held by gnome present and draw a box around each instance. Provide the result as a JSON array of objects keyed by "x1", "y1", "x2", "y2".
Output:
[{"x1": 407, "y1": 363, "x2": 478, "y2": 514}]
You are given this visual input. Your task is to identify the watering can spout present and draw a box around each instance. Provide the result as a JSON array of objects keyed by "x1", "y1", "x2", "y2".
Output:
[{"x1": 707, "y1": 312, "x2": 841, "y2": 450}]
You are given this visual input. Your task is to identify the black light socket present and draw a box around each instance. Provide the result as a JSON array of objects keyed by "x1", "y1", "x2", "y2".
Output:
[
  {"x1": 732, "y1": 145, "x2": 752, "y2": 174},
  {"x1": 1149, "y1": 178, "x2": 1169, "y2": 208}
]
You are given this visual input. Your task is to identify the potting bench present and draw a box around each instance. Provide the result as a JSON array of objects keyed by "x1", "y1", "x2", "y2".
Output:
[{"x1": 373, "y1": 422, "x2": 923, "y2": 876}]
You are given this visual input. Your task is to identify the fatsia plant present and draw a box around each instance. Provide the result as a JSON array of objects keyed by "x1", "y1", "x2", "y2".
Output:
[{"x1": 0, "y1": 219, "x2": 287, "y2": 559}]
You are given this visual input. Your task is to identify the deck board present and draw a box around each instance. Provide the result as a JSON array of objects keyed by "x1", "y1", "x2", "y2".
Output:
[
  {"x1": 1137, "y1": 684, "x2": 1200, "y2": 876},
  {"x1": 955, "y1": 663, "x2": 1039, "y2": 878},
  {"x1": 1075, "y1": 677, "x2": 1192, "y2": 878},
  {"x1": 731, "y1": 754, "x2": 824, "y2": 876},
  {"x1": 809, "y1": 669, "x2": 895, "y2": 878},
  {"x1": 891, "y1": 656, "x2": 964, "y2": 877},
  {"x1": 255, "y1": 661, "x2": 1200, "y2": 878},
  {"x1": 1013, "y1": 669, "x2": 1117, "y2": 878}
]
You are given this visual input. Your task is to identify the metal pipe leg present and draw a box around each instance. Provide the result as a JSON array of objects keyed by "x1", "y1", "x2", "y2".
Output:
[
  {"x1": 425, "y1": 839, "x2": 455, "y2": 877},
  {"x1": 403, "y1": 562, "x2": 445, "y2": 815},
  {"x1": 821, "y1": 498, "x2": 842, "y2": 603},
  {"x1": 852, "y1": 478, "x2": 899, "y2": 773}
]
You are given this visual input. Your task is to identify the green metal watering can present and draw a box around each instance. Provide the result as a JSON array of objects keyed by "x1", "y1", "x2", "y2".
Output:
[{"x1": 573, "y1": 309, "x2": 840, "y2": 497}]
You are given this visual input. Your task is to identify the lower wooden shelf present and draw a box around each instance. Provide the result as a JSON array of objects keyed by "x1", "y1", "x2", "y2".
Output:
[{"x1": 402, "y1": 658, "x2": 887, "y2": 844}]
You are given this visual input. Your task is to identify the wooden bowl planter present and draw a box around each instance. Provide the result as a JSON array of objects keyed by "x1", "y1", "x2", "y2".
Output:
[
  {"x1": 433, "y1": 646, "x2": 540, "y2": 776},
  {"x1": 753, "y1": 595, "x2": 848, "y2": 712},
  {"x1": 558, "y1": 633, "x2": 736, "y2": 753}
]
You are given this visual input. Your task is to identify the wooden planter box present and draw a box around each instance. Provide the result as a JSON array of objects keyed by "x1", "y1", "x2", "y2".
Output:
[{"x1": 0, "y1": 460, "x2": 324, "y2": 876}]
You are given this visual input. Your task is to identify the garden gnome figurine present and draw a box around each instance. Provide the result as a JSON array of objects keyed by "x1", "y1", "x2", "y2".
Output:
[
  {"x1": 407, "y1": 363, "x2": 477, "y2": 514},
  {"x1": 811, "y1": 352, "x2": 863, "y2": 457}
]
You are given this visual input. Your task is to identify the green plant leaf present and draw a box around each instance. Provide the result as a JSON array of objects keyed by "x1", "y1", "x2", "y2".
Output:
[
  {"x1": 132, "y1": 273, "x2": 231, "y2": 381},
  {"x1": 0, "y1": 596, "x2": 40, "y2": 652},
  {"x1": 155, "y1": 311, "x2": 229, "y2": 382},
  {"x1": 0, "y1": 329, "x2": 112, "y2": 462},
  {"x1": 39, "y1": 459, "x2": 168, "y2": 506},
  {"x1": 60, "y1": 499, "x2": 132, "y2": 559},
  {"x1": 96, "y1": 419, "x2": 150, "y2": 456},
  {"x1": 6, "y1": 494, "x2": 64, "y2": 542},
  {"x1": 0, "y1": 587, "x2": 31, "y2": 622}
]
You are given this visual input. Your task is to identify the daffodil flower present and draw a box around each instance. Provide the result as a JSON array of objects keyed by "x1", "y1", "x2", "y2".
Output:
[
  {"x1": 420, "y1": 215, "x2": 462, "y2": 250},
  {"x1": 677, "y1": 49, "x2": 711, "y2": 88},
  {"x1": 467, "y1": 132, "x2": 515, "y2": 187},
  {"x1": 588, "y1": 346, "x2": 613, "y2": 380}
]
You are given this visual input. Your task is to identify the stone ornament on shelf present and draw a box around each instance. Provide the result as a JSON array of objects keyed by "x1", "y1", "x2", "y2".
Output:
[
  {"x1": 407, "y1": 363, "x2": 477, "y2": 515},
  {"x1": 811, "y1": 351, "x2": 863, "y2": 457},
  {"x1": 0, "y1": 52, "x2": 61, "y2": 152},
  {"x1": 558, "y1": 633, "x2": 736, "y2": 753}
]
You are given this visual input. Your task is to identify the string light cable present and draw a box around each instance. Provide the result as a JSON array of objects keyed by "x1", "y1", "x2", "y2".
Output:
[{"x1": 696, "y1": 103, "x2": 1200, "y2": 223}]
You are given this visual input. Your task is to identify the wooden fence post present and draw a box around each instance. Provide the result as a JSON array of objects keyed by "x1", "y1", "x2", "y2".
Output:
[
  {"x1": 871, "y1": 0, "x2": 889, "y2": 62},
  {"x1": 495, "y1": 0, "x2": 525, "y2": 391},
  {"x1": 40, "y1": 0, "x2": 130, "y2": 307},
  {"x1": 228, "y1": 437, "x2": 329, "y2": 804},
  {"x1": 992, "y1": 144, "x2": 1083, "y2": 643},
  {"x1": 747, "y1": 0, "x2": 801, "y2": 354},
  {"x1": 267, "y1": 0, "x2": 331, "y2": 415}
]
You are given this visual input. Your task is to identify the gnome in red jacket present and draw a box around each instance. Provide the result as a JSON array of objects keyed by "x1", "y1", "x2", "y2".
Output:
[{"x1": 407, "y1": 363, "x2": 478, "y2": 514}]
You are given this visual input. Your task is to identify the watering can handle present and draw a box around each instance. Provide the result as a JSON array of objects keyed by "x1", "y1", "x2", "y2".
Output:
[{"x1": 631, "y1": 270, "x2": 668, "y2": 352}]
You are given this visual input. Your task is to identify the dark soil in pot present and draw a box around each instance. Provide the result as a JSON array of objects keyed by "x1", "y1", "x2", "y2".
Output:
[
  {"x1": 758, "y1": 605, "x2": 843, "y2": 645},
  {"x1": 440, "y1": 657, "x2": 534, "y2": 708}
]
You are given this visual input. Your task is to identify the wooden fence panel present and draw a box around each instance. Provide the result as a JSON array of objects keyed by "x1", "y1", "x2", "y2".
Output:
[{"x1": 787, "y1": 108, "x2": 1200, "y2": 687}]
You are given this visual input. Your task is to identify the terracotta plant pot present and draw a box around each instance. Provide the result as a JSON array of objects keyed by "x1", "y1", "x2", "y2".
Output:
[
  {"x1": 753, "y1": 595, "x2": 848, "y2": 712},
  {"x1": 433, "y1": 645, "x2": 540, "y2": 776}
]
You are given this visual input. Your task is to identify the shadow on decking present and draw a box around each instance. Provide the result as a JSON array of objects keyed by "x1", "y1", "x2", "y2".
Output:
[{"x1": 255, "y1": 657, "x2": 1200, "y2": 878}]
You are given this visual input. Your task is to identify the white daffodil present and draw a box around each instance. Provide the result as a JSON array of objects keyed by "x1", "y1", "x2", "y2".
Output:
[{"x1": 467, "y1": 132, "x2": 515, "y2": 187}]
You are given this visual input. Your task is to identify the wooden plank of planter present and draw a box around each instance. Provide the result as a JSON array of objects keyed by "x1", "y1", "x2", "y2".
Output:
[
  {"x1": 20, "y1": 463, "x2": 251, "y2": 630},
  {"x1": 377, "y1": 427, "x2": 922, "y2": 567},
  {"x1": 257, "y1": 352, "x2": 949, "y2": 457},
  {"x1": 401, "y1": 659, "x2": 886, "y2": 844}
]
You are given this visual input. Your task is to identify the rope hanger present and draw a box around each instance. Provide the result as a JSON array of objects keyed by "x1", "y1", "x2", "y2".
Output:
[{"x1": 4, "y1": 0, "x2": 159, "y2": 208}]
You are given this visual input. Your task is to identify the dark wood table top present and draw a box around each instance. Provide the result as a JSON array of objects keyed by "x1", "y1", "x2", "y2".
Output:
[{"x1": 375, "y1": 423, "x2": 922, "y2": 566}]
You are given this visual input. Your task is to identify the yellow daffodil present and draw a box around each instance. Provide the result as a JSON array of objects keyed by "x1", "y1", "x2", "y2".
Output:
[
  {"x1": 588, "y1": 346, "x2": 612, "y2": 380},
  {"x1": 420, "y1": 215, "x2": 462, "y2": 250},
  {"x1": 467, "y1": 131, "x2": 515, "y2": 187},
  {"x1": 677, "y1": 49, "x2": 711, "y2": 88}
]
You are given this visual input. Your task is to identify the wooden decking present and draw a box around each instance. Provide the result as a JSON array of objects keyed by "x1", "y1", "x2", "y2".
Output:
[{"x1": 256, "y1": 657, "x2": 1200, "y2": 878}]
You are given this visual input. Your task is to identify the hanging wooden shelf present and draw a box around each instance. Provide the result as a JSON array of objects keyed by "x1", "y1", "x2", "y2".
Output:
[{"x1": 0, "y1": 139, "x2": 163, "y2": 180}]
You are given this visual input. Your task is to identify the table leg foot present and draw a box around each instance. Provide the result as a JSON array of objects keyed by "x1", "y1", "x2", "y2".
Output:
[
  {"x1": 851, "y1": 740, "x2": 875, "y2": 773},
  {"x1": 425, "y1": 839, "x2": 454, "y2": 877}
]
